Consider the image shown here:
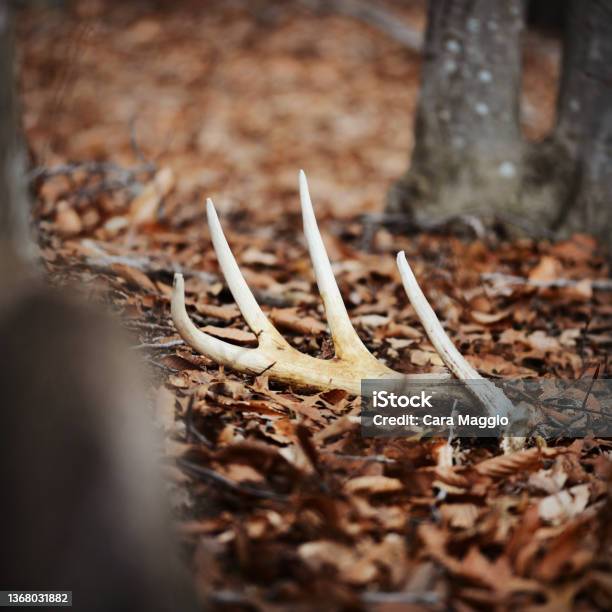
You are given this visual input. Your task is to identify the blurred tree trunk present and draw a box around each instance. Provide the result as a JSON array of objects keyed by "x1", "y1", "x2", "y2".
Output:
[
  {"x1": 553, "y1": 0, "x2": 612, "y2": 247},
  {"x1": 388, "y1": 0, "x2": 612, "y2": 248},
  {"x1": 0, "y1": 1, "x2": 31, "y2": 260},
  {"x1": 0, "y1": 6, "x2": 198, "y2": 609}
]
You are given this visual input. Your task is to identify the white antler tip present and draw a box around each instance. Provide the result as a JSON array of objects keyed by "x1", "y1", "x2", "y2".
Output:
[
  {"x1": 206, "y1": 197, "x2": 216, "y2": 217},
  {"x1": 299, "y1": 169, "x2": 309, "y2": 193},
  {"x1": 173, "y1": 272, "x2": 184, "y2": 289}
]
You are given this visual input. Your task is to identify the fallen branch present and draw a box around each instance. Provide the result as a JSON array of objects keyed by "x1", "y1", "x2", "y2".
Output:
[
  {"x1": 361, "y1": 591, "x2": 439, "y2": 605},
  {"x1": 79, "y1": 239, "x2": 217, "y2": 284},
  {"x1": 177, "y1": 459, "x2": 289, "y2": 501},
  {"x1": 131, "y1": 339, "x2": 184, "y2": 350}
]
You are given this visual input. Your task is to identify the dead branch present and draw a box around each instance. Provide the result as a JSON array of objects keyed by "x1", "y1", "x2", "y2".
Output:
[{"x1": 131, "y1": 339, "x2": 185, "y2": 350}]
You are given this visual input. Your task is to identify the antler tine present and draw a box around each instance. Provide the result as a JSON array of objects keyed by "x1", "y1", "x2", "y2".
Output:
[
  {"x1": 206, "y1": 199, "x2": 288, "y2": 349},
  {"x1": 299, "y1": 170, "x2": 382, "y2": 365},
  {"x1": 396, "y1": 251, "x2": 513, "y2": 420},
  {"x1": 171, "y1": 273, "x2": 273, "y2": 373}
]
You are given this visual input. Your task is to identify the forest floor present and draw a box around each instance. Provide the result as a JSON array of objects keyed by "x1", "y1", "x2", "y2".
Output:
[{"x1": 17, "y1": 1, "x2": 612, "y2": 610}]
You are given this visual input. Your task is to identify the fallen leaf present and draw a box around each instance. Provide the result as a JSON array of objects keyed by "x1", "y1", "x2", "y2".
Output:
[
  {"x1": 54, "y1": 201, "x2": 82, "y2": 236},
  {"x1": 526, "y1": 330, "x2": 561, "y2": 353},
  {"x1": 241, "y1": 247, "x2": 278, "y2": 266},
  {"x1": 528, "y1": 255, "x2": 562, "y2": 282},
  {"x1": 410, "y1": 349, "x2": 444, "y2": 367},
  {"x1": 475, "y1": 448, "x2": 560, "y2": 478},
  {"x1": 298, "y1": 541, "x2": 377, "y2": 585},
  {"x1": 559, "y1": 279, "x2": 593, "y2": 301},
  {"x1": 201, "y1": 325, "x2": 257, "y2": 346},
  {"x1": 467, "y1": 354, "x2": 538, "y2": 377},
  {"x1": 470, "y1": 308, "x2": 512, "y2": 324},
  {"x1": 129, "y1": 167, "x2": 174, "y2": 225},
  {"x1": 439, "y1": 503, "x2": 479, "y2": 529},
  {"x1": 111, "y1": 263, "x2": 157, "y2": 292},
  {"x1": 270, "y1": 307, "x2": 326, "y2": 335},
  {"x1": 195, "y1": 302, "x2": 240, "y2": 321},
  {"x1": 344, "y1": 475, "x2": 404, "y2": 495},
  {"x1": 539, "y1": 484, "x2": 590, "y2": 524}
]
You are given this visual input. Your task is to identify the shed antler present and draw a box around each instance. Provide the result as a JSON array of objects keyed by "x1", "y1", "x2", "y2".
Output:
[{"x1": 172, "y1": 171, "x2": 515, "y2": 426}]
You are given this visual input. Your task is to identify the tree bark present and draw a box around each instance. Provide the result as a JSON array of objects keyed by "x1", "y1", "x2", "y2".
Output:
[
  {"x1": 388, "y1": 0, "x2": 612, "y2": 248},
  {"x1": 387, "y1": 0, "x2": 526, "y2": 219},
  {"x1": 553, "y1": 0, "x2": 612, "y2": 247}
]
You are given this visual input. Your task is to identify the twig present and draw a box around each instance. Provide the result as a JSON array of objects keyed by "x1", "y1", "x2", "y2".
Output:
[
  {"x1": 320, "y1": 450, "x2": 398, "y2": 464},
  {"x1": 123, "y1": 321, "x2": 175, "y2": 332},
  {"x1": 301, "y1": 0, "x2": 423, "y2": 52},
  {"x1": 482, "y1": 272, "x2": 612, "y2": 291},
  {"x1": 177, "y1": 459, "x2": 289, "y2": 501},
  {"x1": 361, "y1": 591, "x2": 439, "y2": 605},
  {"x1": 131, "y1": 339, "x2": 185, "y2": 350},
  {"x1": 144, "y1": 357, "x2": 179, "y2": 374},
  {"x1": 79, "y1": 239, "x2": 218, "y2": 284}
]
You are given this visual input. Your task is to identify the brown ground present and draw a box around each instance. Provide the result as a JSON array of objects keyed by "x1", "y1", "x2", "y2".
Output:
[{"x1": 17, "y1": 1, "x2": 612, "y2": 610}]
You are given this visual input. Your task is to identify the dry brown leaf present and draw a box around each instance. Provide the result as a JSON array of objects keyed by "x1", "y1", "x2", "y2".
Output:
[
  {"x1": 559, "y1": 279, "x2": 593, "y2": 301},
  {"x1": 313, "y1": 415, "x2": 360, "y2": 443},
  {"x1": 474, "y1": 448, "x2": 561, "y2": 478},
  {"x1": 200, "y1": 325, "x2": 257, "y2": 345},
  {"x1": 410, "y1": 349, "x2": 444, "y2": 367},
  {"x1": 344, "y1": 475, "x2": 404, "y2": 495},
  {"x1": 539, "y1": 484, "x2": 590, "y2": 525},
  {"x1": 111, "y1": 263, "x2": 157, "y2": 292},
  {"x1": 54, "y1": 201, "x2": 82, "y2": 236},
  {"x1": 526, "y1": 330, "x2": 561, "y2": 353},
  {"x1": 528, "y1": 255, "x2": 563, "y2": 282},
  {"x1": 270, "y1": 307, "x2": 326, "y2": 335},
  {"x1": 550, "y1": 233, "x2": 598, "y2": 262},
  {"x1": 240, "y1": 247, "x2": 278, "y2": 266},
  {"x1": 439, "y1": 503, "x2": 479, "y2": 529},
  {"x1": 384, "y1": 322, "x2": 422, "y2": 340},
  {"x1": 298, "y1": 541, "x2": 377, "y2": 585},
  {"x1": 129, "y1": 167, "x2": 174, "y2": 225},
  {"x1": 470, "y1": 308, "x2": 512, "y2": 324},
  {"x1": 195, "y1": 302, "x2": 240, "y2": 321},
  {"x1": 355, "y1": 314, "x2": 390, "y2": 328},
  {"x1": 467, "y1": 354, "x2": 538, "y2": 377},
  {"x1": 529, "y1": 463, "x2": 568, "y2": 495}
]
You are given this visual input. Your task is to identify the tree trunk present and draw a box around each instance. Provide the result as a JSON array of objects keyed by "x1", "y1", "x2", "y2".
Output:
[
  {"x1": 388, "y1": 0, "x2": 612, "y2": 248},
  {"x1": 387, "y1": 0, "x2": 526, "y2": 219},
  {"x1": 0, "y1": 2, "x2": 31, "y2": 259},
  {"x1": 553, "y1": 0, "x2": 612, "y2": 247},
  {"x1": 0, "y1": 6, "x2": 198, "y2": 609}
]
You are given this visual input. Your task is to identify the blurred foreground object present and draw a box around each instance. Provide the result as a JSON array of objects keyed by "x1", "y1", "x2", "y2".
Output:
[
  {"x1": 388, "y1": 0, "x2": 612, "y2": 250},
  {"x1": 0, "y1": 5, "x2": 196, "y2": 610}
]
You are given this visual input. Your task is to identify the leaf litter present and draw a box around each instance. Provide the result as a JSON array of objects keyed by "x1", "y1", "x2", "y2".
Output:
[{"x1": 17, "y1": 1, "x2": 612, "y2": 609}]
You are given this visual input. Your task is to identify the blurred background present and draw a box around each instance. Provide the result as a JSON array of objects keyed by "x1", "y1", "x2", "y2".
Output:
[{"x1": 17, "y1": 0, "x2": 562, "y2": 224}]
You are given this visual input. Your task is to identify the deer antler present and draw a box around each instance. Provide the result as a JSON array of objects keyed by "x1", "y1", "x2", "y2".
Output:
[{"x1": 171, "y1": 171, "x2": 521, "y2": 443}]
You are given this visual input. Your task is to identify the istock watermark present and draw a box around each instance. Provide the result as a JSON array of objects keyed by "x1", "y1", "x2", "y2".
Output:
[{"x1": 361, "y1": 378, "x2": 612, "y2": 439}]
